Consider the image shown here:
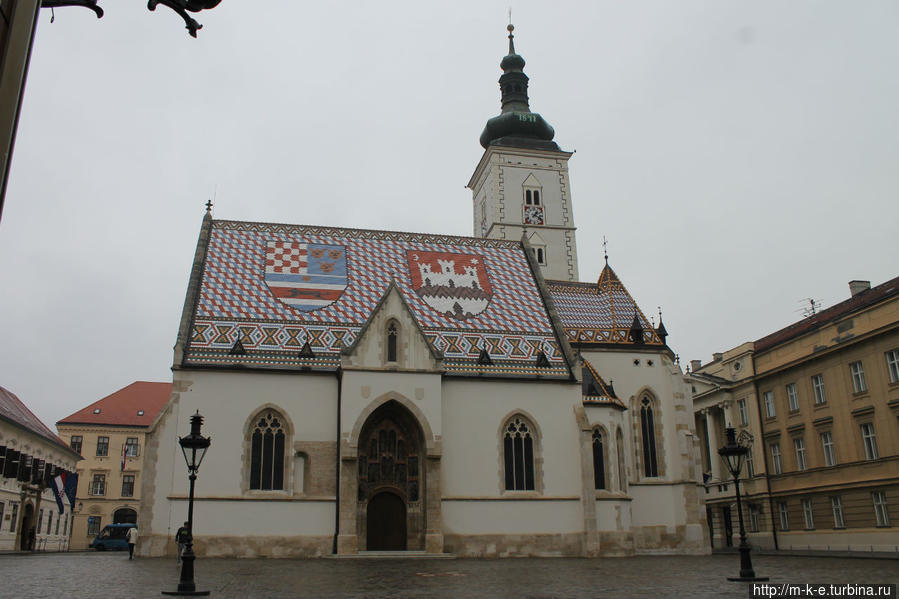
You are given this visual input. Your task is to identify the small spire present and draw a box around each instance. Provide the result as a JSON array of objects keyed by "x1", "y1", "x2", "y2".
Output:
[
  {"x1": 507, "y1": 23, "x2": 516, "y2": 55},
  {"x1": 602, "y1": 236, "x2": 609, "y2": 265}
]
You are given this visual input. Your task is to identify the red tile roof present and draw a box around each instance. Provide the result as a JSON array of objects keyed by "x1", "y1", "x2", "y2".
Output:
[
  {"x1": 0, "y1": 385, "x2": 74, "y2": 453},
  {"x1": 57, "y1": 381, "x2": 171, "y2": 428},
  {"x1": 754, "y1": 276, "x2": 899, "y2": 353}
]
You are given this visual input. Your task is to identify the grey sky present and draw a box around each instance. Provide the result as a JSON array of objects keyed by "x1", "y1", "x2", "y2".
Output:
[{"x1": 1, "y1": 1, "x2": 896, "y2": 430}]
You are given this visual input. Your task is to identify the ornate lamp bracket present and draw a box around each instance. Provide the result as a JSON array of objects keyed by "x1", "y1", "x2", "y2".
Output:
[
  {"x1": 148, "y1": 0, "x2": 221, "y2": 38},
  {"x1": 41, "y1": 1, "x2": 104, "y2": 19}
]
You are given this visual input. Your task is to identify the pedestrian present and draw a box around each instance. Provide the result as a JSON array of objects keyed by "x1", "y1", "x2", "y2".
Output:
[
  {"x1": 175, "y1": 521, "x2": 189, "y2": 564},
  {"x1": 126, "y1": 525, "x2": 138, "y2": 560}
]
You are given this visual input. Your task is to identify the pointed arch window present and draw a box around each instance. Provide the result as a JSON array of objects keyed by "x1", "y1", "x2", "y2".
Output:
[
  {"x1": 522, "y1": 177, "x2": 544, "y2": 225},
  {"x1": 386, "y1": 320, "x2": 399, "y2": 363},
  {"x1": 640, "y1": 398, "x2": 659, "y2": 478},
  {"x1": 503, "y1": 416, "x2": 535, "y2": 491},
  {"x1": 250, "y1": 410, "x2": 286, "y2": 490},
  {"x1": 616, "y1": 427, "x2": 627, "y2": 491},
  {"x1": 592, "y1": 428, "x2": 606, "y2": 490}
]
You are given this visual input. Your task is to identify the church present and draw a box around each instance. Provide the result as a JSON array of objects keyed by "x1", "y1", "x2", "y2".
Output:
[{"x1": 139, "y1": 26, "x2": 708, "y2": 558}]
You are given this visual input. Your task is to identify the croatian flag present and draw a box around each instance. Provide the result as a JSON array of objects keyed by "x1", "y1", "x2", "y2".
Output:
[
  {"x1": 264, "y1": 241, "x2": 348, "y2": 312},
  {"x1": 51, "y1": 471, "x2": 78, "y2": 513}
]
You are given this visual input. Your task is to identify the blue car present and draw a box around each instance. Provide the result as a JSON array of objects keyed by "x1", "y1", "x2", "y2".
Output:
[{"x1": 90, "y1": 523, "x2": 136, "y2": 551}]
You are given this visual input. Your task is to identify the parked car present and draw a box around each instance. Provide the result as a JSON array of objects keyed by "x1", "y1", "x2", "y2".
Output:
[{"x1": 90, "y1": 523, "x2": 136, "y2": 551}]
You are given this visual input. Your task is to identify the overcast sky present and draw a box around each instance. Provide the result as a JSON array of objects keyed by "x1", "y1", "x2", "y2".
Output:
[{"x1": 0, "y1": 1, "x2": 896, "y2": 430}]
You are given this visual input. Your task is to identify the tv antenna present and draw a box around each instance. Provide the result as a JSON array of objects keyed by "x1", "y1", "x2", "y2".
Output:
[{"x1": 798, "y1": 298, "x2": 821, "y2": 318}]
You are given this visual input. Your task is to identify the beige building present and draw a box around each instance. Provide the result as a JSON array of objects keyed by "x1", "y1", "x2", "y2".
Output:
[
  {"x1": 56, "y1": 381, "x2": 170, "y2": 550},
  {"x1": 0, "y1": 385, "x2": 80, "y2": 552},
  {"x1": 692, "y1": 277, "x2": 899, "y2": 552}
]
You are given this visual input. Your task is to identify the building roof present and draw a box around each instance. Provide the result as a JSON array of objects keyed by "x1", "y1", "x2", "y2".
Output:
[
  {"x1": 57, "y1": 381, "x2": 171, "y2": 428},
  {"x1": 754, "y1": 275, "x2": 899, "y2": 353},
  {"x1": 546, "y1": 264, "x2": 664, "y2": 348},
  {"x1": 582, "y1": 359, "x2": 625, "y2": 409},
  {"x1": 180, "y1": 219, "x2": 572, "y2": 379},
  {"x1": 0, "y1": 385, "x2": 74, "y2": 453}
]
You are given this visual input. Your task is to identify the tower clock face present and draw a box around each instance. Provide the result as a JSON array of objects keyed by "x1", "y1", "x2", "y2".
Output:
[{"x1": 524, "y1": 205, "x2": 544, "y2": 225}]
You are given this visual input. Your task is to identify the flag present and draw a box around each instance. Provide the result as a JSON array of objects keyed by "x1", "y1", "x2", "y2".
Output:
[
  {"x1": 63, "y1": 471, "x2": 78, "y2": 510},
  {"x1": 121, "y1": 442, "x2": 126, "y2": 472},
  {"x1": 50, "y1": 473, "x2": 66, "y2": 514}
]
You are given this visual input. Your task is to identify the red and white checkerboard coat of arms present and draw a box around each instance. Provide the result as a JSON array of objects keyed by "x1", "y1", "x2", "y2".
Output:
[
  {"x1": 407, "y1": 251, "x2": 493, "y2": 320},
  {"x1": 264, "y1": 241, "x2": 348, "y2": 312}
]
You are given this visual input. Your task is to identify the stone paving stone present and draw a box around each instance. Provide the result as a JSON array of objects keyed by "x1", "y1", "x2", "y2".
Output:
[{"x1": 0, "y1": 552, "x2": 896, "y2": 598}]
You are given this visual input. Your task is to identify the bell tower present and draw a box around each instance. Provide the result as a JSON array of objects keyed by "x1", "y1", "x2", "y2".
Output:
[{"x1": 467, "y1": 24, "x2": 579, "y2": 282}]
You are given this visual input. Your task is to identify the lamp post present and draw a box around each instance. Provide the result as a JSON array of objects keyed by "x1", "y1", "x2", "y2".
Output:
[
  {"x1": 718, "y1": 427, "x2": 768, "y2": 582},
  {"x1": 163, "y1": 411, "x2": 211, "y2": 597}
]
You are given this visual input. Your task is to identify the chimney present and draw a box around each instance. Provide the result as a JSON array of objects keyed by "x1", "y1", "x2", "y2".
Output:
[
  {"x1": 690, "y1": 359, "x2": 702, "y2": 372},
  {"x1": 849, "y1": 280, "x2": 870, "y2": 297},
  {"x1": 712, "y1": 352, "x2": 723, "y2": 362}
]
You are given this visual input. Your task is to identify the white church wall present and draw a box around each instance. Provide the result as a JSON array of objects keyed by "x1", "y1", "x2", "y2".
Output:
[{"x1": 341, "y1": 371, "x2": 442, "y2": 444}]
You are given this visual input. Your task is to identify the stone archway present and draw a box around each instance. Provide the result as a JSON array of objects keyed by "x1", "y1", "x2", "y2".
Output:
[
  {"x1": 356, "y1": 400, "x2": 424, "y2": 551},
  {"x1": 113, "y1": 508, "x2": 137, "y2": 524}
]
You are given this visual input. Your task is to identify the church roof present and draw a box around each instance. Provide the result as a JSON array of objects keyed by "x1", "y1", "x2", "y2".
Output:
[
  {"x1": 546, "y1": 264, "x2": 665, "y2": 348},
  {"x1": 0, "y1": 385, "x2": 75, "y2": 454},
  {"x1": 57, "y1": 382, "x2": 171, "y2": 428},
  {"x1": 581, "y1": 360, "x2": 625, "y2": 409},
  {"x1": 180, "y1": 219, "x2": 573, "y2": 379}
]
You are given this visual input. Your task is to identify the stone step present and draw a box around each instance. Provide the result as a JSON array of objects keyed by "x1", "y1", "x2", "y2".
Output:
[{"x1": 327, "y1": 551, "x2": 455, "y2": 559}]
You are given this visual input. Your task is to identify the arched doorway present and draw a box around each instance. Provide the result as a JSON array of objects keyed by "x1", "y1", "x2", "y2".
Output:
[
  {"x1": 113, "y1": 508, "x2": 137, "y2": 524},
  {"x1": 357, "y1": 400, "x2": 424, "y2": 551},
  {"x1": 19, "y1": 503, "x2": 34, "y2": 550},
  {"x1": 366, "y1": 492, "x2": 407, "y2": 550}
]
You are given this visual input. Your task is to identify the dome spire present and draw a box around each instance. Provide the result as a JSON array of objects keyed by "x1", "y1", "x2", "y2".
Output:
[{"x1": 479, "y1": 24, "x2": 557, "y2": 149}]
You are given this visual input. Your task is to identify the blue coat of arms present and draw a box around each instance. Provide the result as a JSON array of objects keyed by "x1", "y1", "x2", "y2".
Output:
[{"x1": 264, "y1": 241, "x2": 348, "y2": 312}]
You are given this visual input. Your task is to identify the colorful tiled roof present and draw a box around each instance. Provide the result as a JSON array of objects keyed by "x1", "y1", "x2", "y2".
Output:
[
  {"x1": 0, "y1": 385, "x2": 74, "y2": 453},
  {"x1": 754, "y1": 275, "x2": 899, "y2": 353},
  {"x1": 57, "y1": 382, "x2": 171, "y2": 427},
  {"x1": 582, "y1": 360, "x2": 626, "y2": 408},
  {"x1": 546, "y1": 264, "x2": 663, "y2": 347},
  {"x1": 182, "y1": 220, "x2": 571, "y2": 378}
]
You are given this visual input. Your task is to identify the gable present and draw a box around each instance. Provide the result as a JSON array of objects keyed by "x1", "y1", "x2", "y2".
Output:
[{"x1": 182, "y1": 220, "x2": 571, "y2": 379}]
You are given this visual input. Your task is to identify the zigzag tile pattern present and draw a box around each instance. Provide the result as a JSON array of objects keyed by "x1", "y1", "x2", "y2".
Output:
[{"x1": 185, "y1": 221, "x2": 567, "y2": 372}]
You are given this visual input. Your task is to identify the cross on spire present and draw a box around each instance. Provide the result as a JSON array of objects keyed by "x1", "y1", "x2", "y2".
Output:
[{"x1": 602, "y1": 236, "x2": 608, "y2": 265}]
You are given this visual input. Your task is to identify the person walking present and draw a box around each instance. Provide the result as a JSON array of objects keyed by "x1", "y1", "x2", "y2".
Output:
[
  {"x1": 126, "y1": 526, "x2": 138, "y2": 560},
  {"x1": 175, "y1": 522, "x2": 189, "y2": 564}
]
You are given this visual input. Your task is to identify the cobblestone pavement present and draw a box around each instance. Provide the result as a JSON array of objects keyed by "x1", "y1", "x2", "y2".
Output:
[{"x1": 0, "y1": 552, "x2": 896, "y2": 599}]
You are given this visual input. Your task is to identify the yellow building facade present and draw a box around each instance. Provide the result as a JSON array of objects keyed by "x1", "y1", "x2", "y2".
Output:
[{"x1": 56, "y1": 382, "x2": 170, "y2": 550}]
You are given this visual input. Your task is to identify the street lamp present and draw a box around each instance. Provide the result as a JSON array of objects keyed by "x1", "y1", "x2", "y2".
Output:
[
  {"x1": 718, "y1": 427, "x2": 768, "y2": 582},
  {"x1": 163, "y1": 411, "x2": 211, "y2": 597}
]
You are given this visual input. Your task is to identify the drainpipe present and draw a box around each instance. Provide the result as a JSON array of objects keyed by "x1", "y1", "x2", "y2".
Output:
[
  {"x1": 751, "y1": 372, "x2": 779, "y2": 551},
  {"x1": 332, "y1": 366, "x2": 343, "y2": 554}
]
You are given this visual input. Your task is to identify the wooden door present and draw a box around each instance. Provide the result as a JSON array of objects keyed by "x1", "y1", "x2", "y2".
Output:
[{"x1": 366, "y1": 492, "x2": 406, "y2": 551}]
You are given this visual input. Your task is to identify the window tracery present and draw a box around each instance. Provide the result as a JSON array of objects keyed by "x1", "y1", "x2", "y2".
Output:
[
  {"x1": 250, "y1": 410, "x2": 286, "y2": 490},
  {"x1": 592, "y1": 428, "x2": 606, "y2": 490},
  {"x1": 503, "y1": 416, "x2": 535, "y2": 491},
  {"x1": 640, "y1": 397, "x2": 659, "y2": 478}
]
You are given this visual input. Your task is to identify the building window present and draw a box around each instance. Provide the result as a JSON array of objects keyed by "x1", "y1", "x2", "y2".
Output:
[
  {"x1": 737, "y1": 399, "x2": 748, "y2": 426},
  {"x1": 821, "y1": 431, "x2": 836, "y2": 467},
  {"x1": 503, "y1": 416, "x2": 536, "y2": 491},
  {"x1": 770, "y1": 443, "x2": 782, "y2": 475},
  {"x1": 96, "y1": 436, "x2": 109, "y2": 457},
  {"x1": 55, "y1": 513, "x2": 61, "y2": 535},
  {"x1": 70, "y1": 436, "x2": 83, "y2": 454},
  {"x1": 616, "y1": 427, "x2": 627, "y2": 492},
  {"x1": 250, "y1": 410, "x2": 287, "y2": 491},
  {"x1": 860, "y1": 423, "x2": 879, "y2": 460},
  {"x1": 886, "y1": 349, "x2": 899, "y2": 384},
  {"x1": 0, "y1": 503, "x2": 4, "y2": 529},
  {"x1": 786, "y1": 384, "x2": 799, "y2": 412},
  {"x1": 831, "y1": 496, "x2": 845, "y2": 528},
  {"x1": 763, "y1": 391, "x2": 775, "y2": 418},
  {"x1": 872, "y1": 491, "x2": 891, "y2": 527},
  {"x1": 745, "y1": 447, "x2": 755, "y2": 477},
  {"x1": 121, "y1": 474, "x2": 135, "y2": 497},
  {"x1": 124, "y1": 438, "x2": 139, "y2": 457},
  {"x1": 793, "y1": 437, "x2": 807, "y2": 471},
  {"x1": 87, "y1": 516, "x2": 101, "y2": 537},
  {"x1": 811, "y1": 374, "x2": 826, "y2": 405},
  {"x1": 38, "y1": 509, "x2": 43, "y2": 533},
  {"x1": 46, "y1": 511, "x2": 52, "y2": 535},
  {"x1": 778, "y1": 502, "x2": 789, "y2": 531},
  {"x1": 802, "y1": 499, "x2": 815, "y2": 529},
  {"x1": 849, "y1": 361, "x2": 867, "y2": 393},
  {"x1": 62, "y1": 514, "x2": 68, "y2": 536},
  {"x1": 90, "y1": 474, "x2": 106, "y2": 496},
  {"x1": 592, "y1": 429, "x2": 606, "y2": 490},
  {"x1": 749, "y1": 504, "x2": 760, "y2": 532},
  {"x1": 535, "y1": 246, "x2": 546, "y2": 265},
  {"x1": 386, "y1": 320, "x2": 398, "y2": 363},
  {"x1": 640, "y1": 398, "x2": 659, "y2": 478},
  {"x1": 9, "y1": 504, "x2": 18, "y2": 532}
]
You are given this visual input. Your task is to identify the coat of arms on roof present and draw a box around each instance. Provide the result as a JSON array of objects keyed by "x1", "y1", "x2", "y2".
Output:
[
  {"x1": 406, "y1": 251, "x2": 493, "y2": 320},
  {"x1": 264, "y1": 241, "x2": 348, "y2": 312}
]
